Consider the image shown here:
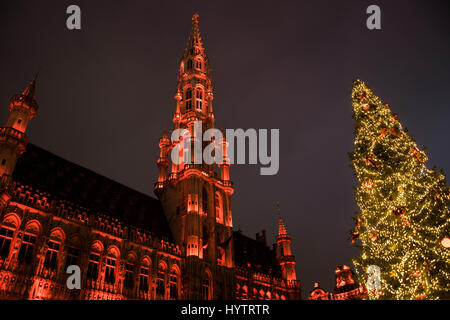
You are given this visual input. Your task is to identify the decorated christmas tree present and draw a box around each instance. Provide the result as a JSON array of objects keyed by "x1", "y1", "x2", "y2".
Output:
[{"x1": 349, "y1": 79, "x2": 450, "y2": 300}]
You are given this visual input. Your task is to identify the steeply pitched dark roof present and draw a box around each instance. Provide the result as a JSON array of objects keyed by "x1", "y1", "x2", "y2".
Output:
[
  {"x1": 233, "y1": 231, "x2": 281, "y2": 278},
  {"x1": 12, "y1": 143, "x2": 173, "y2": 240}
]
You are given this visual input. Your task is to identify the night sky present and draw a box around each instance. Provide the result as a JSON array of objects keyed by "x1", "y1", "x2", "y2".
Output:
[{"x1": 0, "y1": 0, "x2": 449, "y2": 294}]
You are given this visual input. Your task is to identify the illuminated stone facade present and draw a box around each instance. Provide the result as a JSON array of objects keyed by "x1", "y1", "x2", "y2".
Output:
[
  {"x1": 307, "y1": 265, "x2": 366, "y2": 300},
  {"x1": 0, "y1": 14, "x2": 301, "y2": 300}
]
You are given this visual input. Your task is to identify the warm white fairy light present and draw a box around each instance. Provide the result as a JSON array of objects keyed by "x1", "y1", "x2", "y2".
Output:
[{"x1": 350, "y1": 79, "x2": 450, "y2": 300}]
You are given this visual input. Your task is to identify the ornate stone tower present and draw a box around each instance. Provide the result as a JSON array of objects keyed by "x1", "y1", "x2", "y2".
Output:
[
  {"x1": 155, "y1": 14, "x2": 234, "y2": 299},
  {"x1": 0, "y1": 76, "x2": 38, "y2": 208}
]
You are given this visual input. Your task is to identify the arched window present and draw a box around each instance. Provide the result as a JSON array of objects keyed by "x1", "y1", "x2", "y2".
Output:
[
  {"x1": 195, "y1": 88, "x2": 203, "y2": 111},
  {"x1": 139, "y1": 261, "x2": 150, "y2": 293},
  {"x1": 104, "y1": 256, "x2": 117, "y2": 285},
  {"x1": 87, "y1": 241, "x2": 103, "y2": 281},
  {"x1": 65, "y1": 235, "x2": 81, "y2": 271},
  {"x1": 18, "y1": 233, "x2": 36, "y2": 264},
  {"x1": 44, "y1": 229, "x2": 65, "y2": 271},
  {"x1": 0, "y1": 227, "x2": 14, "y2": 260},
  {"x1": 0, "y1": 214, "x2": 20, "y2": 260},
  {"x1": 156, "y1": 263, "x2": 166, "y2": 298},
  {"x1": 202, "y1": 187, "x2": 208, "y2": 215},
  {"x1": 195, "y1": 59, "x2": 202, "y2": 70},
  {"x1": 169, "y1": 273, "x2": 178, "y2": 299},
  {"x1": 124, "y1": 262, "x2": 134, "y2": 289},
  {"x1": 215, "y1": 192, "x2": 223, "y2": 224},
  {"x1": 18, "y1": 222, "x2": 40, "y2": 265},
  {"x1": 185, "y1": 88, "x2": 192, "y2": 111},
  {"x1": 44, "y1": 240, "x2": 60, "y2": 271},
  {"x1": 87, "y1": 252, "x2": 100, "y2": 280},
  {"x1": 187, "y1": 59, "x2": 193, "y2": 70},
  {"x1": 125, "y1": 253, "x2": 137, "y2": 289}
]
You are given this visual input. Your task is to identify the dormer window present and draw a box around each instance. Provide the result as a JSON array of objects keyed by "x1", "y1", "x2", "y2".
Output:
[
  {"x1": 185, "y1": 89, "x2": 192, "y2": 111},
  {"x1": 195, "y1": 59, "x2": 202, "y2": 70},
  {"x1": 187, "y1": 59, "x2": 193, "y2": 70},
  {"x1": 195, "y1": 89, "x2": 203, "y2": 110}
]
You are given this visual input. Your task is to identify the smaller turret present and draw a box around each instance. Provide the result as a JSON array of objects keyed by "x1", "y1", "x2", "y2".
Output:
[
  {"x1": 157, "y1": 130, "x2": 170, "y2": 184},
  {"x1": 0, "y1": 75, "x2": 39, "y2": 177},
  {"x1": 275, "y1": 203, "x2": 297, "y2": 282}
]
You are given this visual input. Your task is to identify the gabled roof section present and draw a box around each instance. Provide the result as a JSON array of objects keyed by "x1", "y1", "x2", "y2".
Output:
[
  {"x1": 12, "y1": 143, "x2": 173, "y2": 240},
  {"x1": 233, "y1": 230, "x2": 281, "y2": 278}
]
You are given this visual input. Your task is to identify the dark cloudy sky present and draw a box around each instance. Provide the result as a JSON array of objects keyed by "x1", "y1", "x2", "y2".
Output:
[{"x1": 0, "y1": 0, "x2": 449, "y2": 294}]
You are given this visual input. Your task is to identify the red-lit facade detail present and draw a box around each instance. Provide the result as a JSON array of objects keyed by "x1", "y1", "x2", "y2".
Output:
[
  {"x1": 307, "y1": 265, "x2": 366, "y2": 300},
  {"x1": 0, "y1": 14, "x2": 301, "y2": 300},
  {"x1": 308, "y1": 283, "x2": 333, "y2": 300}
]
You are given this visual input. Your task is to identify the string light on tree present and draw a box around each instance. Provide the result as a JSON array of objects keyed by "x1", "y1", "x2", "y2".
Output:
[
  {"x1": 349, "y1": 79, "x2": 450, "y2": 300},
  {"x1": 441, "y1": 237, "x2": 450, "y2": 249}
]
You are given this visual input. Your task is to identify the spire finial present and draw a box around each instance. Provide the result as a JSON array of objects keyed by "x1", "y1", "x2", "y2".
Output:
[
  {"x1": 184, "y1": 13, "x2": 204, "y2": 57},
  {"x1": 33, "y1": 70, "x2": 39, "y2": 83},
  {"x1": 277, "y1": 202, "x2": 288, "y2": 236},
  {"x1": 276, "y1": 201, "x2": 281, "y2": 218}
]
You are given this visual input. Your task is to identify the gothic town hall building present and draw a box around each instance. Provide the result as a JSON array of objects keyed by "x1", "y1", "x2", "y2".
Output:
[{"x1": 0, "y1": 15, "x2": 301, "y2": 300}]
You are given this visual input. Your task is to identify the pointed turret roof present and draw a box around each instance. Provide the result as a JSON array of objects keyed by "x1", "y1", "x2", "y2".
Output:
[
  {"x1": 22, "y1": 72, "x2": 38, "y2": 99},
  {"x1": 278, "y1": 216, "x2": 288, "y2": 236},
  {"x1": 10, "y1": 73, "x2": 39, "y2": 112},
  {"x1": 276, "y1": 202, "x2": 288, "y2": 236},
  {"x1": 183, "y1": 13, "x2": 207, "y2": 59}
]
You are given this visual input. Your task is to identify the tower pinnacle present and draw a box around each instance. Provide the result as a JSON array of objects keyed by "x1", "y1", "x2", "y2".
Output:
[
  {"x1": 275, "y1": 203, "x2": 297, "y2": 283},
  {"x1": 185, "y1": 13, "x2": 204, "y2": 56},
  {"x1": 277, "y1": 202, "x2": 288, "y2": 236},
  {"x1": 278, "y1": 216, "x2": 288, "y2": 237},
  {"x1": 11, "y1": 74, "x2": 39, "y2": 114}
]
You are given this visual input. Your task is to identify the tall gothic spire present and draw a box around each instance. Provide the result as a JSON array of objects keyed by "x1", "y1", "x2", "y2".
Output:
[{"x1": 172, "y1": 14, "x2": 214, "y2": 130}]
